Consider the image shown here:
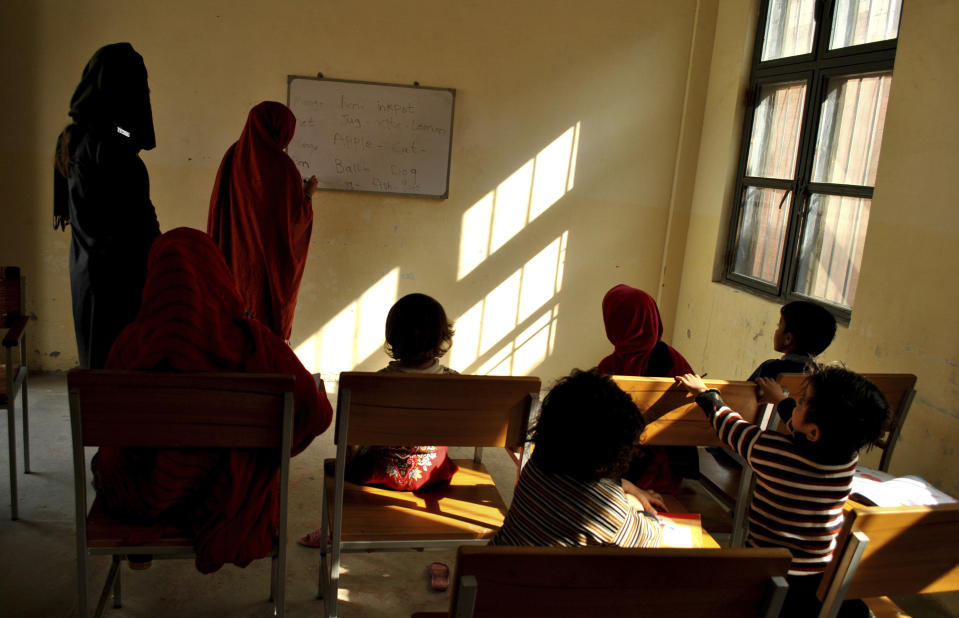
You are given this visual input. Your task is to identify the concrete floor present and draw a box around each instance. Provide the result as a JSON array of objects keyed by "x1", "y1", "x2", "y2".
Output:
[{"x1": 2, "y1": 373, "x2": 958, "y2": 617}]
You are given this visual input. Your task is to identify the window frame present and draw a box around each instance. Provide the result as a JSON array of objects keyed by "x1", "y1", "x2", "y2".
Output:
[{"x1": 723, "y1": 0, "x2": 901, "y2": 322}]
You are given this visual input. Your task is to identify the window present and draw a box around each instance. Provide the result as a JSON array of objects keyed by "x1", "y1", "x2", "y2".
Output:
[{"x1": 724, "y1": 0, "x2": 901, "y2": 320}]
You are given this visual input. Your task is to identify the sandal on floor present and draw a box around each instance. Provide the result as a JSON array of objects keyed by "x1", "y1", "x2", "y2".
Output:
[
  {"x1": 127, "y1": 554, "x2": 153, "y2": 570},
  {"x1": 429, "y1": 561, "x2": 449, "y2": 591},
  {"x1": 297, "y1": 528, "x2": 329, "y2": 548}
]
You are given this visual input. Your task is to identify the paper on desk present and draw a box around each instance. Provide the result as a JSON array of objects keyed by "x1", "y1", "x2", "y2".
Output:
[
  {"x1": 657, "y1": 513, "x2": 703, "y2": 548},
  {"x1": 851, "y1": 466, "x2": 957, "y2": 507}
]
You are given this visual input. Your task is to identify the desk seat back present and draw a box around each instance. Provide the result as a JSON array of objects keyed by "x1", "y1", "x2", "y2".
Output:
[
  {"x1": 612, "y1": 376, "x2": 764, "y2": 447},
  {"x1": 68, "y1": 370, "x2": 294, "y2": 448},
  {"x1": 452, "y1": 545, "x2": 792, "y2": 617},
  {"x1": 818, "y1": 503, "x2": 959, "y2": 607},
  {"x1": 335, "y1": 372, "x2": 540, "y2": 448},
  {"x1": 779, "y1": 372, "x2": 917, "y2": 469}
]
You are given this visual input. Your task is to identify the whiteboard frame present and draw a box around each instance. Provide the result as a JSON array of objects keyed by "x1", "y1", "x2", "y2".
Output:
[{"x1": 286, "y1": 75, "x2": 456, "y2": 199}]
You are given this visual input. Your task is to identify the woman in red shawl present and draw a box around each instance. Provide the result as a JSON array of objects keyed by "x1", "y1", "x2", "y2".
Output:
[
  {"x1": 598, "y1": 284, "x2": 696, "y2": 492},
  {"x1": 91, "y1": 227, "x2": 332, "y2": 573},
  {"x1": 208, "y1": 101, "x2": 317, "y2": 340}
]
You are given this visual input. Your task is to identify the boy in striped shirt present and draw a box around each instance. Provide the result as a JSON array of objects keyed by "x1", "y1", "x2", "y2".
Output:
[{"x1": 677, "y1": 366, "x2": 889, "y2": 618}]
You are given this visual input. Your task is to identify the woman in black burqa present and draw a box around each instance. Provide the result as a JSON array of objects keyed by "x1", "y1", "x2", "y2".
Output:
[{"x1": 53, "y1": 43, "x2": 161, "y2": 369}]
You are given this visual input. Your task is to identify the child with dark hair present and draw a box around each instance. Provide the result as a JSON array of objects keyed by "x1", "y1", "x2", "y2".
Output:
[
  {"x1": 749, "y1": 300, "x2": 837, "y2": 382},
  {"x1": 678, "y1": 366, "x2": 889, "y2": 618},
  {"x1": 491, "y1": 368, "x2": 665, "y2": 548},
  {"x1": 352, "y1": 293, "x2": 459, "y2": 491},
  {"x1": 382, "y1": 293, "x2": 455, "y2": 371},
  {"x1": 298, "y1": 293, "x2": 459, "y2": 549}
]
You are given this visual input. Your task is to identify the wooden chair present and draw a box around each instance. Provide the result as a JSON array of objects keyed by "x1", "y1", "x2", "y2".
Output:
[
  {"x1": 413, "y1": 544, "x2": 793, "y2": 618},
  {"x1": 816, "y1": 503, "x2": 959, "y2": 618},
  {"x1": 68, "y1": 370, "x2": 295, "y2": 617},
  {"x1": 317, "y1": 371, "x2": 541, "y2": 618},
  {"x1": 779, "y1": 372, "x2": 918, "y2": 471},
  {"x1": 611, "y1": 376, "x2": 773, "y2": 546},
  {"x1": 1, "y1": 266, "x2": 29, "y2": 520}
]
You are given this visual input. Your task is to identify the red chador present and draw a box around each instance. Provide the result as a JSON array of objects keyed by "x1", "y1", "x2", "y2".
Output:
[
  {"x1": 598, "y1": 284, "x2": 696, "y2": 493},
  {"x1": 93, "y1": 227, "x2": 332, "y2": 573},
  {"x1": 599, "y1": 284, "x2": 694, "y2": 377},
  {"x1": 208, "y1": 101, "x2": 313, "y2": 340}
]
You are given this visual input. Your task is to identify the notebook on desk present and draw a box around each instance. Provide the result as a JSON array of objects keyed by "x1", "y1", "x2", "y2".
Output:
[
  {"x1": 657, "y1": 512, "x2": 703, "y2": 548},
  {"x1": 850, "y1": 466, "x2": 957, "y2": 507}
]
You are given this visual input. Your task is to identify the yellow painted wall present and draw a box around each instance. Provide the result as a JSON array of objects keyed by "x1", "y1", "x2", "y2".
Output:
[
  {"x1": 674, "y1": 0, "x2": 959, "y2": 494},
  {"x1": 3, "y1": 0, "x2": 955, "y2": 493},
  {"x1": 0, "y1": 0, "x2": 707, "y2": 384}
]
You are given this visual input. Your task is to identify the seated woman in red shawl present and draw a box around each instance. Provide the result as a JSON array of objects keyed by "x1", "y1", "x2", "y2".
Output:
[
  {"x1": 91, "y1": 227, "x2": 333, "y2": 573},
  {"x1": 598, "y1": 284, "x2": 697, "y2": 493},
  {"x1": 207, "y1": 101, "x2": 318, "y2": 340}
]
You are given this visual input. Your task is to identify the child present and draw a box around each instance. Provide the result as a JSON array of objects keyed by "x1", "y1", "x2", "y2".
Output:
[
  {"x1": 749, "y1": 300, "x2": 837, "y2": 382},
  {"x1": 298, "y1": 293, "x2": 459, "y2": 550},
  {"x1": 346, "y1": 293, "x2": 460, "y2": 491},
  {"x1": 677, "y1": 367, "x2": 889, "y2": 618},
  {"x1": 598, "y1": 284, "x2": 698, "y2": 492},
  {"x1": 491, "y1": 368, "x2": 665, "y2": 548}
]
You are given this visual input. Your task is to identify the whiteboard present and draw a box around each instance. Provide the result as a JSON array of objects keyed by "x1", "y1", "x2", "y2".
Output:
[{"x1": 287, "y1": 76, "x2": 455, "y2": 198}]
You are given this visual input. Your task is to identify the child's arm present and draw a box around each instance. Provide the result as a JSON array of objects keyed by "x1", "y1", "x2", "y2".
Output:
[
  {"x1": 676, "y1": 373, "x2": 763, "y2": 461},
  {"x1": 621, "y1": 478, "x2": 667, "y2": 513}
]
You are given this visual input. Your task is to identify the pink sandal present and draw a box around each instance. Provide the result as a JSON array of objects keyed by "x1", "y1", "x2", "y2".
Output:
[
  {"x1": 297, "y1": 528, "x2": 328, "y2": 548},
  {"x1": 429, "y1": 561, "x2": 450, "y2": 591}
]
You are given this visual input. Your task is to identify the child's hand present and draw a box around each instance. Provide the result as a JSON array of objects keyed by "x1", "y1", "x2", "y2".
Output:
[
  {"x1": 622, "y1": 478, "x2": 668, "y2": 513},
  {"x1": 676, "y1": 373, "x2": 708, "y2": 395},
  {"x1": 755, "y1": 377, "x2": 787, "y2": 405}
]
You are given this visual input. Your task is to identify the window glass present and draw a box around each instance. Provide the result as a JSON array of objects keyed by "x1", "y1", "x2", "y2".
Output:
[
  {"x1": 794, "y1": 193, "x2": 871, "y2": 307},
  {"x1": 829, "y1": 0, "x2": 902, "y2": 49},
  {"x1": 732, "y1": 187, "x2": 794, "y2": 285},
  {"x1": 812, "y1": 72, "x2": 892, "y2": 186},
  {"x1": 746, "y1": 81, "x2": 808, "y2": 179},
  {"x1": 761, "y1": 0, "x2": 817, "y2": 61}
]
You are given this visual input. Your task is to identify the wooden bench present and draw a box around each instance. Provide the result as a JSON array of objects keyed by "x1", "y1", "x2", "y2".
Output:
[
  {"x1": 779, "y1": 373, "x2": 917, "y2": 471},
  {"x1": 316, "y1": 371, "x2": 541, "y2": 618},
  {"x1": 612, "y1": 376, "x2": 773, "y2": 546},
  {"x1": 68, "y1": 370, "x2": 295, "y2": 618},
  {"x1": 817, "y1": 503, "x2": 959, "y2": 618},
  {"x1": 414, "y1": 544, "x2": 793, "y2": 617}
]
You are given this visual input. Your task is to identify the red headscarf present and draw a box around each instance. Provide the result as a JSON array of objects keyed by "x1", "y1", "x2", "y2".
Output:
[
  {"x1": 207, "y1": 101, "x2": 313, "y2": 340},
  {"x1": 96, "y1": 227, "x2": 332, "y2": 573},
  {"x1": 598, "y1": 284, "x2": 693, "y2": 377}
]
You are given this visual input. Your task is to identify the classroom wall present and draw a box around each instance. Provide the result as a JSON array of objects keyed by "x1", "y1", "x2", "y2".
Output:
[
  {"x1": 674, "y1": 0, "x2": 959, "y2": 494},
  {"x1": 0, "y1": 0, "x2": 710, "y2": 385}
]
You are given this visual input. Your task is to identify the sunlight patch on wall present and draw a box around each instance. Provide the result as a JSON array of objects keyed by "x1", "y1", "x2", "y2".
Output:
[
  {"x1": 450, "y1": 232, "x2": 568, "y2": 375},
  {"x1": 294, "y1": 268, "x2": 398, "y2": 375},
  {"x1": 477, "y1": 306, "x2": 560, "y2": 376},
  {"x1": 457, "y1": 123, "x2": 580, "y2": 281}
]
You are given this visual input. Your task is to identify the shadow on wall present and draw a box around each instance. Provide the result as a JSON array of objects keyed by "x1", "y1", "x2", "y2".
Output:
[{"x1": 294, "y1": 123, "x2": 581, "y2": 383}]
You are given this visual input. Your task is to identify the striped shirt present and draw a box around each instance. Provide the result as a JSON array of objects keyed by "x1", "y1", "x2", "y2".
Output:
[
  {"x1": 490, "y1": 459, "x2": 662, "y2": 548},
  {"x1": 696, "y1": 390, "x2": 856, "y2": 575}
]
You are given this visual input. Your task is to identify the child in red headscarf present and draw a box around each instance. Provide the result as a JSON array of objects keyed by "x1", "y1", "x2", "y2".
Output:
[
  {"x1": 598, "y1": 284, "x2": 697, "y2": 492},
  {"x1": 207, "y1": 101, "x2": 318, "y2": 340}
]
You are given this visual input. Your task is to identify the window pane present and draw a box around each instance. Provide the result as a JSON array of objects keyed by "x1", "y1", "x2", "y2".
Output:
[
  {"x1": 794, "y1": 193, "x2": 871, "y2": 308},
  {"x1": 830, "y1": 0, "x2": 901, "y2": 49},
  {"x1": 746, "y1": 81, "x2": 808, "y2": 179},
  {"x1": 732, "y1": 187, "x2": 793, "y2": 285},
  {"x1": 761, "y1": 0, "x2": 817, "y2": 61},
  {"x1": 812, "y1": 72, "x2": 891, "y2": 186}
]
